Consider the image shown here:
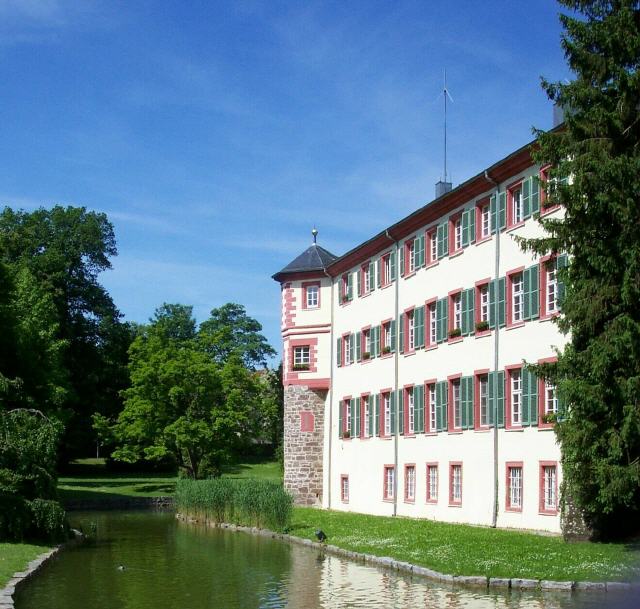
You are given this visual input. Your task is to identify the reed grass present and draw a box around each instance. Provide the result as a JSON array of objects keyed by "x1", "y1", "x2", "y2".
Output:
[{"x1": 175, "y1": 478, "x2": 292, "y2": 532}]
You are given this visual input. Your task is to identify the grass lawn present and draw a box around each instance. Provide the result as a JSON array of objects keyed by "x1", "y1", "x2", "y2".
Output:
[
  {"x1": 58, "y1": 458, "x2": 281, "y2": 502},
  {"x1": 290, "y1": 507, "x2": 640, "y2": 583},
  {"x1": 0, "y1": 543, "x2": 50, "y2": 588}
]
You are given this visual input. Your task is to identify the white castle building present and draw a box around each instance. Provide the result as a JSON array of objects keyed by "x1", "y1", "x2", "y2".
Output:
[{"x1": 273, "y1": 133, "x2": 567, "y2": 533}]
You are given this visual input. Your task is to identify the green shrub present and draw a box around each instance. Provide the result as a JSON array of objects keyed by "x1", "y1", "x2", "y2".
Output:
[
  {"x1": 176, "y1": 478, "x2": 292, "y2": 532},
  {"x1": 28, "y1": 499, "x2": 68, "y2": 543}
]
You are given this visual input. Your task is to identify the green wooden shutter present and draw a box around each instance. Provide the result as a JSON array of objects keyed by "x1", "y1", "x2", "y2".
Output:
[
  {"x1": 414, "y1": 384, "x2": 424, "y2": 433},
  {"x1": 355, "y1": 397, "x2": 361, "y2": 437},
  {"x1": 398, "y1": 390, "x2": 405, "y2": 435},
  {"x1": 524, "y1": 264, "x2": 539, "y2": 320},
  {"x1": 399, "y1": 314, "x2": 405, "y2": 353},
  {"x1": 523, "y1": 176, "x2": 531, "y2": 219},
  {"x1": 338, "y1": 400, "x2": 343, "y2": 438},
  {"x1": 355, "y1": 331, "x2": 361, "y2": 362},
  {"x1": 377, "y1": 258, "x2": 382, "y2": 288},
  {"x1": 436, "y1": 297, "x2": 448, "y2": 343},
  {"x1": 390, "y1": 319, "x2": 396, "y2": 353},
  {"x1": 557, "y1": 254, "x2": 569, "y2": 307},
  {"x1": 369, "y1": 261, "x2": 376, "y2": 292},
  {"x1": 488, "y1": 372, "x2": 495, "y2": 426},
  {"x1": 349, "y1": 399, "x2": 356, "y2": 436},
  {"x1": 415, "y1": 305, "x2": 425, "y2": 348},
  {"x1": 469, "y1": 205, "x2": 476, "y2": 243},
  {"x1": 368, "y1": 396, "x2": 374, "y2": 436},
  {"x1": 390, "y1": 250, "x2": 397, "y2": 281},
  {"x1": 490, "y1": 194, "x2": 497, "y2": 234},
  {"x1": 419, "y1": 234, "x2": 425, "y2": 266},
  {"x1": 523, "y1": 267, "x2": 532, "y2": 321},
  {"x1": 400, "y1": 243, "x2": 406, "y2": 276},
  {"x1": 436, "y1": 380, "x2": 448, "y2": 431},
  {"x1": 374, "y1": 393, "x2": 380, "y2": 436},
  {"x1": 498, "y1": 277, "x2": 506, "y2": 328},
  {"x1": 461, "y1": 288, "x2": 474, "y2": 335},
  {"x1": 522, "y1": 369, "x2": 531, "y2": 426},
  {"x1": 498, "y1": 192, "x2": 506, "y2": 230},
  {"x1": 437, "y1": 222, "x2": 449, "y2": 258},
  {"x1": 531, "y1": 176, "x2": 540, "y2": 214},
  {"x1": 489, "y1": 280, "x2": 497, "y2": 330},
  {"x1": 496, "y1": 371, "x2": 505, "y2": 427},
  {"x1": 390, "y1": 391, "x2": 397, "y2": 434},
  {"x1": 347, "y1": 273, "x2": 353, "y2": 300},
  {"x1": 350, "y1": 333, "x2": 355, "y2": 362},
  {"x1": 336, "y1": 337, "x2": 342, "y2": 367},
  {"x1": 461, "y1": 376, "x2": 474, "y2": 429},
  {"x1": 357, "y1": 269, "x2": 362, "y2": 297},
  {"x1": 522, "y1": 368, "x2": 539, "y2": 427}
]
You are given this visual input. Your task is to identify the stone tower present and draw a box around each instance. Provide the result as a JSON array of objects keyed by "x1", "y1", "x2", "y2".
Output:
[{"x1": 272, "y1": 231, "x2": 336, "y2": 506}]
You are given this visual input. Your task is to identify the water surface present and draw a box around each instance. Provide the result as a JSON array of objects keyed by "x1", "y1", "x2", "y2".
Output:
[{"x1": 14, "y1": 511, "x2": 636, "y2": 609}]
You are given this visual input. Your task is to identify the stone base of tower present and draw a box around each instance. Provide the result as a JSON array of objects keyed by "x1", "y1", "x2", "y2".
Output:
[{"x1": 283, "y1": 384, "x2": 326, "y2": 506}]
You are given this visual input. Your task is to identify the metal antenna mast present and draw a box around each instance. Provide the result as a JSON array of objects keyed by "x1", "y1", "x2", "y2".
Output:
[{"x1": 442, "y1": 69, "x2": 454, "y2": 183}]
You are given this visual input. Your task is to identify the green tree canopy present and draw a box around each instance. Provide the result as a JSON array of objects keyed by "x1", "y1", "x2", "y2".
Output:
[
  {"x1": 522, "y1": 0, "x2": 640, "y2": 538},
  {"x1": 198, "y1": 303, "x2": 276, "y2": 369}
]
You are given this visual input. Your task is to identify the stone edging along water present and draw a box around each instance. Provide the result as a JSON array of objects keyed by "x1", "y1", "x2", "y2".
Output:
[
  {"x1": 0, "y1": 531, "x2": 84, "y2": 609},
  {"x1": 176, "y1": 514, "x2": 637, "y2": 594}
]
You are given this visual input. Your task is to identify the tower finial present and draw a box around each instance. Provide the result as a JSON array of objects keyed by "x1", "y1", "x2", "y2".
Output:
[{"x1": 312, "y1": 227, "x2": 318, "y2": 244}]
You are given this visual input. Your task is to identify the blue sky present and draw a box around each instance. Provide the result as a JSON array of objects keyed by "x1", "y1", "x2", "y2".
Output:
[{"x1": 0, "y1": 1, "x2": 570, "y2": 362}]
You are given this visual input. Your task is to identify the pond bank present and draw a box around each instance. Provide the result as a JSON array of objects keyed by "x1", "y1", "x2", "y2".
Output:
[
  {"x1": 63, "y1": 496, "x2": 174, "y2": 511},
  {"x1": 176, "y1": 511, "x2": 640, "y2": 594}
]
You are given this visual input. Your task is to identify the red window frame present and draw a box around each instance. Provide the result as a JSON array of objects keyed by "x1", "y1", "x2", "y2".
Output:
[
  {"x1": 380, "y1": 318, "x2": 393, "y2": 356},
  {"x1": 539, "y1": 254, "x2": 559, "y2": 320},
  {"x1": 340, "y1": 274, "x2": 350, "y2": 304},
  {"x1": 341, "y1": 332, "x2": 352, "y2": 366},
  {"x1": 449, "y1": 461, "x2": 463, "y2": 506},
  {"x1": 505, "y1": 461, "x2": 524, "y2": 512},
  {"x1": 539, "y1": 165, "x2": 560, "y2": 215},
  {"x1": 425, "y1": 297, "x2": 437, "y2": 348},
  {"x1": 448, "y1": 211, "x2": 463, "y2": 255},
  {"x1": 360, "y1": 325, "x2": 372, "y2": 361},
  {"x1": 383, "y1": 465, "x2": 395, "y2": 501},
  {"x1": 426, "y1": 228, "x2": 438, "y2": 266},
  {"x1": 403, "y1": 384, "x2": 415, "y2": 436},
  {"x1": 474, "y1": 278, "x2": 491, "y2": 336},
  {"x1": 379, "y1": 389, "x2": 392, "y2": 437},
  {"x1": 341, "y1": 395, "x2": 352, "y2": 439},
  {"x1": 360, "y1": 392, "x2": 371, "y2": 439},
  {"x1": 447, "y1": 373, "x2": 462, "y2": 431},
  {"x1": 539, "y1": 460, "x2": 559, "y2": 515},
  {"x1": 448, "y1": 289, "x2": 463, "y2": 342},
  {"x1": 404, "y1": 464, "x2": 416, "y2": 503},
  {"x1": 506, "y1": 267, "x2": 525, "y2": 328},
  {"x1": 475, "y1": 197, "x2": 491, "y2": 242},
  {"x1": 359, "y1": 262, "x2": 371, "y2": 297},
  {"x1": 426, "y1": 462, "x2": 438, "y2": 503},
  {"x1": 505, "y1": 364, "x2": 523, "y2": 430},
  {"x1": 380, "y1": 252, "x2": 392, "y2": 287},
  {"x1": 506, "y1": 179, "x2": 525, "y2": 228},
  {"x1": 425, "y1": 379, "x2": 437, "y2": 433},
  {"x1": 301, "y1": 281, "x2": 320, "y2": 310},
  {"x1": 404, "y1": 306, "x2": 416, "y2": 354},
  {"x1": 538, "y1": 356, "x2": 558, "y2": 429},
  {"x1": 473, "y1": 369, "x2": 491, "y2": 430},
  {"x1": 340, "y1": 474, "x2": 349, "y2": 503}
]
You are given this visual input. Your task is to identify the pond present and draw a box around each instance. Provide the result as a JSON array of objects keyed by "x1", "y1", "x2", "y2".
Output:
[{"x1": 14, "y1": 511, "x2": 636, "y2": 609}]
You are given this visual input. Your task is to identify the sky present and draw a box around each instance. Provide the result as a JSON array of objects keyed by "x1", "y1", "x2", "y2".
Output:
[{"x1": 0, "y1": 0, "x2": 572, "y2": 362}]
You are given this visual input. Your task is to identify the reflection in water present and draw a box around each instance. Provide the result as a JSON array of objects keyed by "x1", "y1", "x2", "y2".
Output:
[{"x1": 14, "y1": 511, "x2": 636, "y2": 609}]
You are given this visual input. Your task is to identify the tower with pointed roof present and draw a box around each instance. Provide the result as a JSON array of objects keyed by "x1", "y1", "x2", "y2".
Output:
[{"x1": 272, "y1": 229, "x2": 337, "y2": 506}]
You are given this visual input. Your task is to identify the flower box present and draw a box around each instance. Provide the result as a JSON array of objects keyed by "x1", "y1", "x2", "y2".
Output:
[
  {"x1": 382, "y1": 346, "x2": 391, "y2": 354},
  {"x1": 448, "y1": 328, "x2": 462, "y2": 339},
  {"x1": 293, "y1": 364, "x2": 310, "y2": 371},
  {"x1": 362, "y1": 352, "x2": 371, "y2": 360},
  {"x1": 475, "y1": 321, "x2": 490, "y2": 333}
]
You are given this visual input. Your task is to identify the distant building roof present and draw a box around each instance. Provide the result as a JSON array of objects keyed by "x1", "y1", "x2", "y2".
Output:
[{"x1": 272, "y1": 243, "x2": 338, "y2": 282}]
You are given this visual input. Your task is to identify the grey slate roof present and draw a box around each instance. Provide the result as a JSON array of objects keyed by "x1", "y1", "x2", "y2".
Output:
[{"x1": 272, "y1": 243, "x2": 338, "y2": 281}]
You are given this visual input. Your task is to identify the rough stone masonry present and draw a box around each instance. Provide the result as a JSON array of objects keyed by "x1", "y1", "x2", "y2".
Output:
[{"x1": 284, "y1": 384, "x2": 326, "y2": 506}]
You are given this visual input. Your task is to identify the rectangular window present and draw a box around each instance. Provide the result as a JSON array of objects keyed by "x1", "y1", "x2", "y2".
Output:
[
  {"x1": 426, "y1": 464, "x2": 438, "y2": 502},
  {"x1": 507, "y1": 464, "x2": 523, "y2": 511},
  {"x1": 450, "y1": 463, "x2": 462, "y2": 505},
  {"x1": 428, "y1": 302, "x2": 437, "y2": 345},
  {"x1": 384, "y1": 466, "x2": 395, "y2": 500},
  {"x1": 361, "y1": 263, "x2": 370, "y2": 295},
  {"x1": 406, "y1": 241, "x2": 415, "y2": 274},
  {"x1": 383, "y1": 393, "x2": 391, "y2": 436},
  {"x1": 293, "y1": 346, "x2": 310, "y2": 367},
  {"x1": 545, "y1": 381, "x2": 558, "y2": 416},
  {"x1": 383, "y1": 254, "x2": 391, "y2": 285},
  {"x1": 479, "y1": 374, "x2": 489, "y2": 426},
  {"x1": 546, "y1": 265, "x2": 557, "y2": 313},
  {"x1": 341, "y1": 475, "x2": 349, "y2": 502},
  {"x1": 481, "y1": 202, "x2": 491, "y2": 238},
  {"x1": 480, "y1": 285, "x2": 489, "y2": 323},
  {"x1": 405, "y1": 465, "x2": 416, "y2": 502},
  {"x1": 428, "y1": 229, "x2": 438, "y2": 264},
  {"x1": 343, "y1": 335, "x2": 352, "y2": 365},
  {"x1": 341, "y1": 274, "x2": 350, "y2": 302},
  {"x1": 511, "y1": 186, "x2": 523, "y2": 225},
  {"x1": 454, "y1": 294, "x2": 462, "y2": 330},
  {"x1": 511, "y1": 273, "x2": 524, "y2": 323},
  {"x1": 452, "y1": 379, "x2": 462, "y2": 429},
  {"x1": 305, "y1": 285, "x2": 319, "y2": 308},
  {"x1": 428, "y1": 384, "x2": 437, "y2": 432},
  {"x1": 382, "y1": 321, "x2": 392, "y2": 352},
  {"x1": 454, "y1": 216, "x2": 463, "y2": 250},
  {"x1": 408, "y1": 311, "x2": 415, "y2": 351},
  {"x1": 363, "y1": 395, "x2": 370, "y2": 438},
  {"x1": 362, "y1": 329, "x2": 371, "y2": 359},
  {"x1": 541, "y1": 464, "x2": 558, "y2": 512},
  {"x1": 406, "y1": 388, "x2": 415, "y2": 434},
  {"x1": 511, "y1": 370, "x2": 522, "y2": 426},
  {"x1": 344, "y1": 399, "x2": 352, "y2": 437}
]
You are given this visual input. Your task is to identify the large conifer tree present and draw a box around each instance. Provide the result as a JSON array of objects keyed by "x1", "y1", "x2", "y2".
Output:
[{"x1": 523, "y1": 1, "x2": 640, "y2": 538}]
